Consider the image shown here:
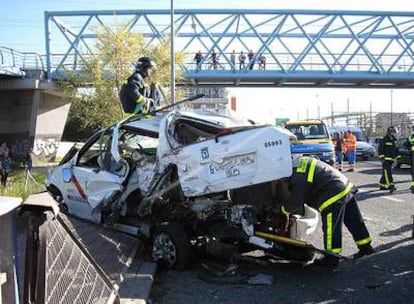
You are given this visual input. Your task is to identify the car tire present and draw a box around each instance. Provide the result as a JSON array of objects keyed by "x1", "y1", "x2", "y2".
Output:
[{"x1": 151, "y1": 222, "x2": 193, "y2": 270}]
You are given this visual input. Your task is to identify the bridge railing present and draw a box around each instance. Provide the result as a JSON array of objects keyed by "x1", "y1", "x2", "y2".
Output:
[
  {"x1": 44, "y1": 50, "x2": 411, "y2": 78},
  {"x1": 0, "y1": 46, "x2": 45, "y2": 77},
  {"x1": 184, "y1": 51, "x2": 411, "y2": 73}
]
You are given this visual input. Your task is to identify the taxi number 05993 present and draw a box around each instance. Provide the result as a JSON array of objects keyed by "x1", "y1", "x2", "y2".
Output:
[{"x1": 264, "y1": 140, "x2": 283, "y2": 148}]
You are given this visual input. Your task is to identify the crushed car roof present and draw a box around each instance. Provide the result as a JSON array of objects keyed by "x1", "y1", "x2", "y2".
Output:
[{"x1": 123, "y1": 109, "x2": 256, "y2": 134}]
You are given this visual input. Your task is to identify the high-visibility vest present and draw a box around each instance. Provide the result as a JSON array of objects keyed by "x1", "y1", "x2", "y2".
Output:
[
  {"x1": 409, "y1": 135, "x2": 414, "y2": 152},
  {"x1": 346, "y1": 134, "x2": 356, "y2": 150}
]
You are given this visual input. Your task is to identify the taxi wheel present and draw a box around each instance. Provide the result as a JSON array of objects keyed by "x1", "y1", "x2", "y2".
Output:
[{"x1": 151, "y1": 222, "x2": 193, "y2": 270}]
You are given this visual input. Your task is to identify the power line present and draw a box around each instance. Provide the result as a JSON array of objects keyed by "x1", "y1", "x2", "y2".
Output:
[
  {"x1": 32, "y1": 0, "x2": 166, "y2": 7},
  {"x1": 0, "y1": 17, "x2": 40, "y2": 23}
]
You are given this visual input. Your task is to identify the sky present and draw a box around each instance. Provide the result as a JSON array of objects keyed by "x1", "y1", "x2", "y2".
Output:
[{"x1": 1, "y1": 0, "x2": 413, "y2": 124}]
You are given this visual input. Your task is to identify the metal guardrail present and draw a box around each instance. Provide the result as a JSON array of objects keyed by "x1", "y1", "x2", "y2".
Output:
[{"x1": 0, "y1": 46, "x2": 45, "y2": 78}]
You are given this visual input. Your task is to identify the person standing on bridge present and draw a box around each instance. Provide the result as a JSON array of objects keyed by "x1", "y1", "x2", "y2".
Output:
[
  {"x1": 259, "y1": 53, "x2": 266, "y2": 70},
  {"x1": 404, "y1": 125, "x2": 414, "y2": 193},
  {"x1": 247, "y1": 49, "x2": 255, "y2": 70},
  {"x1": 210, "y1": 49, "x2": 218, "y2": 69},
  {"x1": 239, "y1": 51, "x2": 246, "y2": 70},
  {"x1": 119, "y1": 57, "x2": 156, "y2": 116},
  {"x1": 194, "y1": 51, "x2": 203, "y2": 70},
  {"x1": 378, "y1": 126, "x2": 398, "y2": 193},
  {"x1": 230, "y1": 50, "x2": 236, "y2": 71},
  {"x1": 280, "y1": 156, "x2": 374, "y2": 267}
]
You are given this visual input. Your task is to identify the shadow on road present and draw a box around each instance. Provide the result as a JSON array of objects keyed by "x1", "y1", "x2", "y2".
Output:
[
  {"x1": 380, "y1": 225, "x2": 413, "y2": 237},
  {"x1": 357, "y1": 189, "x2": 411, "y2": 202},
  {"x1": 357, "y1": 168, "x2": 382, "y2": 175},
  {"x1": 151, "y1": 239, "x2": 414, "y2": 304}
]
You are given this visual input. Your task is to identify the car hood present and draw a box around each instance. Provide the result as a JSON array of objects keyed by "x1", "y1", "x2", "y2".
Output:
[{"x1": 357, "y1": 141, "x2": 374, "y2": 149}]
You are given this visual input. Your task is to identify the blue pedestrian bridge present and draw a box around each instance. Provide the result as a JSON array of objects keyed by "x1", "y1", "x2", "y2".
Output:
[{"x1": 2, "y1": 9, "x2": 414, "y2": 88}]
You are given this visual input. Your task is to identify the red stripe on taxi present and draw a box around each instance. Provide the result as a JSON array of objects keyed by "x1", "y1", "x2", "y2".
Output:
[{"x1": 71, "y1": 175, "x2": 87, "y2": 200}]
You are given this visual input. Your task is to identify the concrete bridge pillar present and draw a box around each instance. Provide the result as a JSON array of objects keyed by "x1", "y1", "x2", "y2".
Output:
[{"x1": 0, "y1": 79, "x2": 70, "y2": 160}]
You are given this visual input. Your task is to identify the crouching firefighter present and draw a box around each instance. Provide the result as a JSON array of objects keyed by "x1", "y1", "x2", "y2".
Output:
[
  {"x1": 120, "y1": 57, "x2": 158, "y2": 116},
  {"x1": 280, "y1": 156, "x2": 374, "y2": 267}
]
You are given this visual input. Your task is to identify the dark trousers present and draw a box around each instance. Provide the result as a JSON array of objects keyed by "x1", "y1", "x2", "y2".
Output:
[
  {"x1": 321, "y1": 195, "x2": 371, "y2": 253},
  {"x1": 1, "y1": 172, "x2": 8, "y2": 186},
  {"x1": 379, "y1": 160, "x2": 394, "y2": 188},
  {"x1": 410, "y1": 153, "x2": 414, "y2": 182}
]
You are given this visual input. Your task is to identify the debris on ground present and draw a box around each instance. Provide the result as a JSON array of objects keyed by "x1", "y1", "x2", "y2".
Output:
[{"x1": 200, "y1": 262, "x2": 238, "y2": 277}]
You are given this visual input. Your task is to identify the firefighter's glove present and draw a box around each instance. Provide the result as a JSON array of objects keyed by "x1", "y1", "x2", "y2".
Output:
[
  {"x1": 143, "y1": 98, "x2": 155, "y2": 114},
  {"x1": 280, "y1": 206, "x2": 290, "y2": 216}
]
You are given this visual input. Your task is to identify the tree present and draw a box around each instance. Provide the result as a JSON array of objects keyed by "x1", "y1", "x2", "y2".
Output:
[{"x1": 62, "y1": 24, "x2": 184, "y2": 141}]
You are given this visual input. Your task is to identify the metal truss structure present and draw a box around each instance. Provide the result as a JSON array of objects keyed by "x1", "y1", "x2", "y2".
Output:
[{"x1": 45, "y1": 9, "x2": 414, "y2": 87}]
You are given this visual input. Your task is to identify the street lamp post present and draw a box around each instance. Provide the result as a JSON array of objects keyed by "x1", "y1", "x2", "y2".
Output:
[
  {"x1": 315, "y1": 94, "x2": 320, "y2": 119},
  {"x1": 170, "y1": 0, "x2": 175, "y2": 104},
  {"x1": 390, "y1": 90, "x2": 393, "y2": 126}
]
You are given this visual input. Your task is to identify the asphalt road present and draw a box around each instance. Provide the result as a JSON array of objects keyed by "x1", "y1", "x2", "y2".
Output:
[{"x1": 149, "y1": 160, "x2": 414, "y2": 304}]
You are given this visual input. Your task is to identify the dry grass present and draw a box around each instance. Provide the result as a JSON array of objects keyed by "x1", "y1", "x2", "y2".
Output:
[{"x1": 0, "y1": 169, "x2": 47, "y2": 200}]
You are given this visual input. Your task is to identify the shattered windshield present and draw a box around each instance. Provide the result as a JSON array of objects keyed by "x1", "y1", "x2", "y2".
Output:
[{"x1": 119, "y1": 129, "x2": 159, "y2": 156}]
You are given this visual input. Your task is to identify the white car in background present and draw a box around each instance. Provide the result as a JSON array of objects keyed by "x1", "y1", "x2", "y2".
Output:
[{"x1": 46, "y1": 103, "x2": 320, "y2": 268}]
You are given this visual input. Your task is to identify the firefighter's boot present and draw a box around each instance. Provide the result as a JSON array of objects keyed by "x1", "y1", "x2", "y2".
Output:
[
  {"x1": 353, "y1": 244, "x2": 375, "y2": 259},
  {"x1": 313, "y1": 255, "x2": 340, "y2": 267}
]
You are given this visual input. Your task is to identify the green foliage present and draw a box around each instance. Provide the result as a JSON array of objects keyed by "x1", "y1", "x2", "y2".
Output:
[
  {"x1": 148, "y1": 38, "x2": 185, "y2": 86},
  {"x1": 0, "y1": 169, "x2": 46, "y2": 200},
  {"x1": 62, "y1": 24, "x2": 185, "y2": 141}
]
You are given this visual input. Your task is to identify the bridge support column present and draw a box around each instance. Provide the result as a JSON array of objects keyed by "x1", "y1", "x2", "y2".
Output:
[{"x1": 0, "y1": 79, "x2": 70, "y2": 161}]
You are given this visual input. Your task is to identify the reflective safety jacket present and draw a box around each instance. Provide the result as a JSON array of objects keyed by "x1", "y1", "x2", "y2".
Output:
[
  {"x1": 120, "y1": 70, "x2": 151, "y2": 114},
  {"x1": 405, "y1": 135, "x2": 414, "y2": 156},
  {"x1": 285, "y1": 157, "x2": 356, "y2": 214},
  {"x1": 346, "y1": 133, "x2": 356, "y2": 151},
  {"x1": 378, "y1": 134, "x2": 398, "y2": 161}
]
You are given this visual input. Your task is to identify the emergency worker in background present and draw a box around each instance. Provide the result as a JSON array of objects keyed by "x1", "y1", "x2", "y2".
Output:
[
  {"x1": 280, "y1": 156, "x2": 374, "y2": 267},
  {"x1": 378, "y1": 126, "x2": 398, "y2": 193},
  {"x1": 120, "y1": 57, "x2": 156, "y2": 116},
  {"x1": 332, "y1": 132, "x2": 347, "y2": 171},
  {"x1": 404, "y1": 125, "x2": 414, "y2": 193},
  {"x1": 345, "y1": 130, "x2": 356, "y2": 172}
]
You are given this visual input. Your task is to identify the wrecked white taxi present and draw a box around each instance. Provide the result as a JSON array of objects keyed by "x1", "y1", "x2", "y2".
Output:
[{"x1": 46, "y1": 106, "x2": 319, "y2": 268}]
